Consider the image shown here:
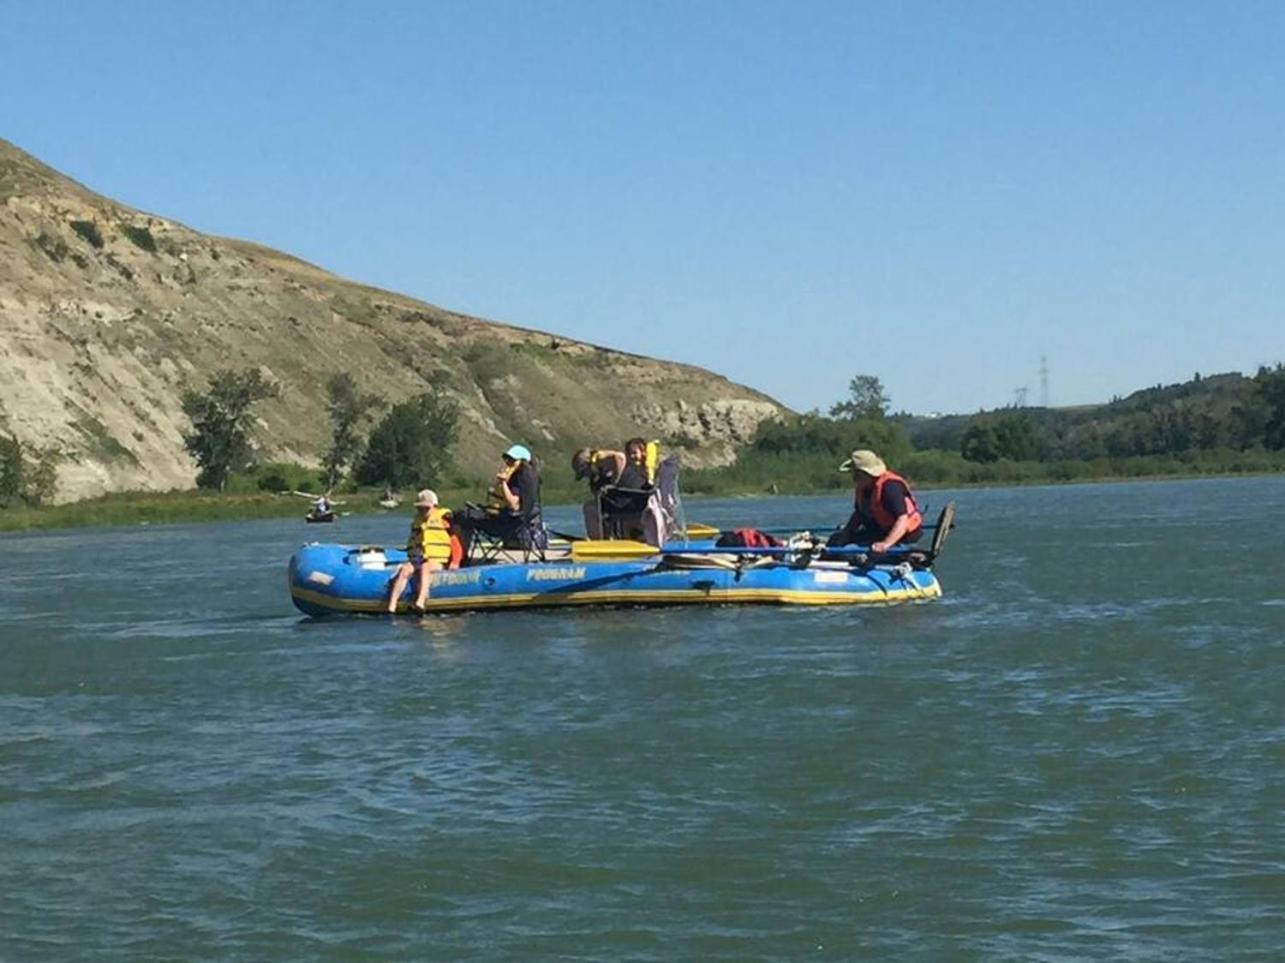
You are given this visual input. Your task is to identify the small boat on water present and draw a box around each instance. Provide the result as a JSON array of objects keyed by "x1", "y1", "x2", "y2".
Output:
[
  {"x1": 287, "y1": 506, "x2": 954, "y2": 616},
  {"x1": 292, "y1": 490, "x2": 342, "y2": 524}
]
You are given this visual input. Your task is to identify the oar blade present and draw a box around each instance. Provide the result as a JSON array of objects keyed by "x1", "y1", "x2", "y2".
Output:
[
  {"x1": 569, "y1": 539, "x2": 661, "y2": 560},
  {"x1": 685, "y1": 522, "x2": 721, "y2": 538}
]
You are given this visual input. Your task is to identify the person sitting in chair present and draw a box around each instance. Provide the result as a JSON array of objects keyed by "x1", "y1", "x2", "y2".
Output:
[
  {"x1": 598, "y1": 437, "x2": 664, "y2": 543},
  {"x1": 618, "y1": 437, "x2": 654, "y2": 490},
  {"x1": 453, "y1": 444, "x2": 546, "y2": 557},
  {"x1": 572, "y1": 446, "x2": 627, "y2": 538}
]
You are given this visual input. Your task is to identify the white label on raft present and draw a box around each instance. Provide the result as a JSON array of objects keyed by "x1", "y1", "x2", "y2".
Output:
[
  {"x1": 356, "y1": 552, "x2": 386, "y2": 569},
  {"x1": 432, "y1": 569, "x2": 482, "y2": 586},
  {"x1": 526, "y1": 566, "x2": 587, "y2": 582},
  {"x1": 307, "y1": 570, "x2": 335, "y2": 586},
  {"x1": 812, "y1": 571, "x2": 849, "y2": 584}
]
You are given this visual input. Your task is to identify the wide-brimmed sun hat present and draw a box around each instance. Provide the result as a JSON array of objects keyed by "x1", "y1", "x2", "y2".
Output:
[
  {"x1": 504, "y1": 444, "x2": 532, "y2": 462},
  {"x1": 838, "y1": 449, "x2": 886, "y2": 476},
  {"x1": 414, "y1": 488, "x2": 438, "y2": 508}
]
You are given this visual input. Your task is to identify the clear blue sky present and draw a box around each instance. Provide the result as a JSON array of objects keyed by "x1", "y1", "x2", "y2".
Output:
[{"x1": 3, "y1": 1, "x2": 1282, "y2": 414}]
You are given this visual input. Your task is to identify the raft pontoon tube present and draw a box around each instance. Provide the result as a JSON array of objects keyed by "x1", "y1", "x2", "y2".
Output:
[{"x1": 288, "y1": 539, "x2": 945, "y2": 615}]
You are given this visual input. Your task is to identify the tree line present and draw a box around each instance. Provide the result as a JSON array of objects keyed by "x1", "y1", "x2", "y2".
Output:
[
  {"x1": 8, "y1": 364, "x2": 1281, "y2": 509},
  {"x1": 908, "y1": 366, "x2": 1285, "y2": 463},
  {"x1": 686, "y1": 366, "x2": 1285, "y2": 493},
  {"x1": 180, "y1": 363, "x2": 1285, "y2": 498},
  {"x1": 180, "y1": 369, "x2": 459, "y2": 492}
]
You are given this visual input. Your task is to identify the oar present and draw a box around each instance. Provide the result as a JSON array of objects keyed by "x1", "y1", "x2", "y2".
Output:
[
  {"x1": 658, "y1": 543, "x2": 919, "y2": 560},
  {"x1": 556, "y1": 524, "x2": 716, "y2": 546},
  {"x1": 707, "y1": 520, "x2": 948, "y2": 536},
  {"x1": 570, "y1": 539, "x2": 920, "y2": 562}
]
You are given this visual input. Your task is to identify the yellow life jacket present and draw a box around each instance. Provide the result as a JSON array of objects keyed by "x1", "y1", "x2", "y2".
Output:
[
  {"x1": 644, "y1": 440, "x2": 661, "y2": 486},
  {"x1": 486, "y1": 462, "x2": 518, "y2": 513},
  {"x1": 408, "y1": 506, "x2": 453, "y2": 563}
]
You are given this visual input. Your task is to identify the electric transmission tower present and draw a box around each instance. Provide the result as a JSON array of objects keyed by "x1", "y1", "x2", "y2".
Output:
[
  {"x1": 1013, "y1": 386, "x2": 1028, "y2": 407},
  {"x1": 1039, "y1": 355, "x2": 1049, "y2": 407}
]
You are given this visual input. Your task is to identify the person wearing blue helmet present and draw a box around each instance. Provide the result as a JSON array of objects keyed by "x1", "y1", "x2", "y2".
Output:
[{"x1": 453, "y1": 443, "x2": 546, "y2": 558}]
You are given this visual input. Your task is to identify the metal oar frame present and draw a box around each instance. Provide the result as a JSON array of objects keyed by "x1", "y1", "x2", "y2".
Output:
[{"x1": 662, "y1": 501, "x2": 957, "y2": 574}]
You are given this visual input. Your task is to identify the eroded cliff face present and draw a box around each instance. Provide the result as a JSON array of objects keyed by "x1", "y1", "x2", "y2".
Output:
[{"x1": 0, "y1": 140, "x2": 783, "y2": 501}]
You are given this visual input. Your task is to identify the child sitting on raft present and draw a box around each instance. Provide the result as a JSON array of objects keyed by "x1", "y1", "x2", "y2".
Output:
[{"x1": 386, "y1": 489, "x2": 456, "y2": 613}]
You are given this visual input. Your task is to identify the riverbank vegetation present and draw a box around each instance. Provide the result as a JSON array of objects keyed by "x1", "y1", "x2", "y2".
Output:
[
  {"x1": 0, "y1": 461, "x2": 589, "y2": 534},
  {"x1": 3, "y1": 366, "x2": 1283, "y2": 532},
  {"x1": 687, "y1": 365, "x2": 1285, "y2": 494}
]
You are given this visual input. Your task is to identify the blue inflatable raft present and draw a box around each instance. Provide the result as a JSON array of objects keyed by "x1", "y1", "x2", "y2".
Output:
[{"x1": 288, "y1": 517, "x2": 952, "y2": 616}]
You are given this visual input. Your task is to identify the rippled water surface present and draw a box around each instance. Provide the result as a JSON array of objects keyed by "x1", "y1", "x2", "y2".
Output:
[{"x1": 2, "y1": 478, "x2": 1283, "y2": 960}]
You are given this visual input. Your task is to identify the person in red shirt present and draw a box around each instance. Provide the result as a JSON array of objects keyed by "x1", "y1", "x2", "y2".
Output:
[{"x1": 828, "y1": 449, "x2": 924, "y2": 553}]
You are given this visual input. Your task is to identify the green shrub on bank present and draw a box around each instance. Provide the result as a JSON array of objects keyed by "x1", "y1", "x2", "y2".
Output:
[
  {"x1": 69, "y1": 219, "x2": 104, "y2": 248},
  {"x1": 120, "y1": 224, "x2": 157, "y2": 253},
  {"x1": 223, "y1": 462, "x2": 327, "y2": 495},
  {"x1": 0, "y1": 434, "x2": 60, "y2": 507},
  {"x1": 0, "y1": 490, "x2": 306, "y2": 531}
]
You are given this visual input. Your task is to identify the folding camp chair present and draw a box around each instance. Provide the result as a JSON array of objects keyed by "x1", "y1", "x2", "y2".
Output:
[
  {"x1": 460, "y1": 503, "x2": 549, "y2": 564},
  {"x1": 597, "y1": 455, "x2": 685, "y2": 546},
  {"x1": 596, "y1": 486, "x2": 651, "y2": 541}
]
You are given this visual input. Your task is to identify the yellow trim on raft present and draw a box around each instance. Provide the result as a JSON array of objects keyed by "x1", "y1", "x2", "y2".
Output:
[{"x1": 291, "y1": 580, "x2": 942, "y2": 614}]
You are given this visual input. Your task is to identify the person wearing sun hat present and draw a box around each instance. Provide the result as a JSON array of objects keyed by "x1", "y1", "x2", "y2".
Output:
[
  {"x1": 452, "y1": 443, "x2": 547, "y2": 557},
  {"x1": 828, "y1": 448, "x2": 924, "y2": 553},
  {"x1": 386, "y1": 488, "x2": 458, "y2": 613}
]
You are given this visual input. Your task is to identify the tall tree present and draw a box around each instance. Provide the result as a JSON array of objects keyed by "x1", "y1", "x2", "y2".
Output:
[
  {"x1": 0, "y1": 435, "x2": 62, "y2": 506},
  {"x1": 356, "y1": 391, "x2": 459, "y2": 489},
  {"x1": 181, "y1": 369, "x2": 278, "y2": 490},
  {"x1": 830, "y1": 375, "x2": 890, "y2": 420},
  {"x1": 323, "y1": 373, "x2": 382, "y2": 489},
  {"x1": 960, "y1": 422, "x2": 1000, "y2": 463},
  {"x1": 992, "y1": 412, "x2": 1041, "y2": 461},
  {"x1": 1260, "y1": 365, "x2": 1285, "y2": 449},
  {"x1": 0, "y1": 434, "x2": 24, "y2": 504}
]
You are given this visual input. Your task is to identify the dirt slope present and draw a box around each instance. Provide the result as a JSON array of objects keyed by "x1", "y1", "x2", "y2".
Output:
[{"x1": 0, "y1": 139, "x2": 783, "y2": 501}]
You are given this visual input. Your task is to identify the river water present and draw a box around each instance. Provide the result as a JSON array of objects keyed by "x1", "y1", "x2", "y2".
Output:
[{"x1": 1, "y1": 478, "x2": 1282, "y2": 960}]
